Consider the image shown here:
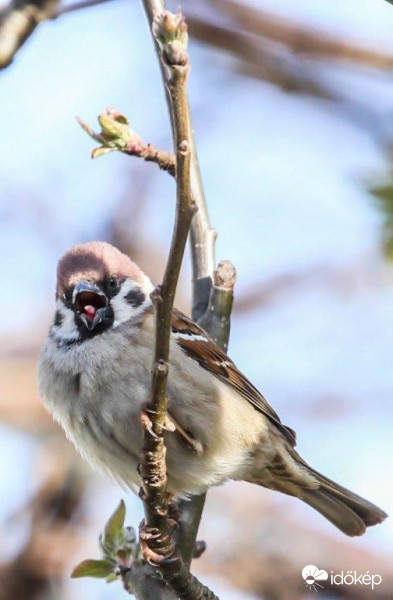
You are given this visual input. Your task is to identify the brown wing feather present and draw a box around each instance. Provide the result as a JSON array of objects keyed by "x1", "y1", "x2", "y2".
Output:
[{"x1": 172, "y1": 309, "x2": 296, "y2": 447}]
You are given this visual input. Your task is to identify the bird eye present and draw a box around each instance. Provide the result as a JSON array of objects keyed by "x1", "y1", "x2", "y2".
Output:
[
  {"x1": 108, "y1": 276, "x2": 118, "y2": 289},
  {"x1": 106, "y1": 275, "x2": 120, "y2": 295},
  {"x1": 62, "y1": 290, "x2": 72, "y2": 306}
]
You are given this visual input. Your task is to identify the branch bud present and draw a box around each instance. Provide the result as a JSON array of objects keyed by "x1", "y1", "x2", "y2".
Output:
[
  {"x1": 77, "y1": 108, "x2": 145, "y2": 159},
  {"x1": 98, "y1": 111, "x2": 129, "y2": 138},
  {"x1": 153, "y1": 9, "x2": 189, "y2": 66}
]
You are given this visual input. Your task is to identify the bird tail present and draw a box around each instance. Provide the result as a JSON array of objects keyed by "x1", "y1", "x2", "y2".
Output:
[
  {"x1": 251, "y1": 451, "x2": 387, "y2": 536},
  {"x1": 297, "y1": 464, "x2": 387, "y2": 537}
]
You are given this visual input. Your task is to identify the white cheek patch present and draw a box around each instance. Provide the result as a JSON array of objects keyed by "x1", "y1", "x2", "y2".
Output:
[
  {"x1": 51, "y1": 300, "x2": 80, "y2": 342},
  {"x1": 112, "y1": 275, "x2": 153, "y2": 328}
]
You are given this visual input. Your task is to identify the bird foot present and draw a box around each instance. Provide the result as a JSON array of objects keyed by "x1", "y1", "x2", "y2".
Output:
[
  {"x1": 140, "y1": 410, "x2": 160, "y2": 439},
  {"x1": 140, "y1": 406, "x2": 176, "y2": 439},
  {"x1": 139, "y1": 520, "x2": 178, "y2": 567}
]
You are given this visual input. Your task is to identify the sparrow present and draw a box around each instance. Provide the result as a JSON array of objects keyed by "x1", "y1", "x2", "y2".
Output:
[{"x1": 38, "y1": 241, "x2": 387, "y2": 537}]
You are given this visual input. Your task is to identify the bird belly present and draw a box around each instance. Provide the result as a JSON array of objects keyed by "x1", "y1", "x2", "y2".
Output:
[
  {"x1": 164, "y1": 373, "x2": 271, "y2": 496},
  {"x1": 38, "y1": 336, "x2": 273, "y2": 497}
]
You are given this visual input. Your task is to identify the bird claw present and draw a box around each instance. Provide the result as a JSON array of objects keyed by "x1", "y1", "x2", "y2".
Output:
[
  {"x1": 140, "y1": 405, "x2": 176, "y2": 437},
  {"x1": 140, "y1": 410, "x2": 160, "y2": 439},
  {"x1": 139, "y1": 526, "x2": 161, "y2": 541},
  {"x1": 167, "y1": 517, "x2": 179, "y2": 531},
  {"x1": 139, "y1": 521, "x2": 178, "y2": 567},
  {"x1": 162, "y1": 415, "x2": 176, "y2": 432},
  {"x1": 139, "y1": 537, "x2": 168, "y2": 566}
]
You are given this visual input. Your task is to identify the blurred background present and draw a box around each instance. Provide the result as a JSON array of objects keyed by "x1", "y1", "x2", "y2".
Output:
[{"x1": 1, "y1": 0, "x2": 393, "y2": 598}]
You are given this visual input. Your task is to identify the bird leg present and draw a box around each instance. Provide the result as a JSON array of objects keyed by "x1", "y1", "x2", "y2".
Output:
[
  {"x1": 166, "y1": 411, "x2": 204, "y2": 455},
  {"x1": 140, "y1": 404, "x2": 204, "y2": 455}
]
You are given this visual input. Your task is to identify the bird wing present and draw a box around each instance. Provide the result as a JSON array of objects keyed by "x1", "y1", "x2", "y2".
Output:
[{"x1": 171, "y1": 308, "x2": 296, "y2": 447}]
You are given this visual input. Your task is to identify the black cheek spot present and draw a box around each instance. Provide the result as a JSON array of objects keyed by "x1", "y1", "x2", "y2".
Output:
[
  {"x1": 125, "y1": 288, "x2": 146, "y2": 308},
  {"x1": 54, "y1": 310, "x2": 64, "y2": 327}
]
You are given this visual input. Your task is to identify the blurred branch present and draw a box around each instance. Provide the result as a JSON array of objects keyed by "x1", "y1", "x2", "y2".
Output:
[
  {"x1": 3, "y1": 0, "x2": 393, "y2": 110},
  {"x1": 0, "y1": 0, "x2": 57, "y2": 69},
  {"x1": 0, "y1": 446, "x2": 86, "y2": 600},
  {"x1": 216, "y1": 0, "x2": 393, "y2": 70},
  {"x1": 188, "y1": 16, "x2": 339, "y2": 100},
  {"x1": 199, "y1": 488, "x2": 393, "y2": 600},
  {"x1": 368, "y1": 175, "x2": 393, "y2": 259},
  {"x1": 54, "y1": 0, "x2": 113, "y2": 16}
]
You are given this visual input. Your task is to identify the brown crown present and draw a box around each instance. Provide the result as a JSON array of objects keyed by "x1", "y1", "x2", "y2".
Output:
[{"x1": 56, "y1": 241, "x2": 143, "y2": 296}]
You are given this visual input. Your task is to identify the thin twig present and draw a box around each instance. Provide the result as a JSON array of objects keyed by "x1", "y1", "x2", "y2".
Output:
[
  {"x1": 141, "y1": 0, "x2": 216, "y2": 322},
  {"x1": 137, "y1": 10, "x2": 219, "y2": 600},
  {"x1": 77, "y1": 110, "x2": 176, "y2": 174},
  {"x1": 142, "y1": 143, "x2": 175, "y2": 175}
]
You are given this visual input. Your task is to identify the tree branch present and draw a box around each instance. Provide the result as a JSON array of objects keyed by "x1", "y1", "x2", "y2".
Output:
[
  {"x1": 136, "y1": 9, "x2": 219, "y2": 599},
  {"x1": 174, "y1": 261, "x2": 236, "y2": 572},
  {"x1": 140, "y1": 0, "x2": 218, "y2": 581},
  {"x1": 0, "y1": 0, "x2": 55, "y2": 69},
  {"x1": 218, "y1": 0, "x2": 393, "y2": 70},
  {"x1": 54, "y1": 0, "x2": 114, "y2": 17},
  {"x1": 198, "y1": 260, "x2": 236, "y2": 353},
  {"x1": 141, "y1": 0, "x2": 216, "y2": 323}
]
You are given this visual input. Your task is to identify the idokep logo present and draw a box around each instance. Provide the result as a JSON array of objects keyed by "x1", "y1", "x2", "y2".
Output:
[
  {"x1": 302, "y1": 565, "x2": 328, "y2": 591},
  {"x1": 302, "y1": 564, "x2": 383, "y2": 592}
]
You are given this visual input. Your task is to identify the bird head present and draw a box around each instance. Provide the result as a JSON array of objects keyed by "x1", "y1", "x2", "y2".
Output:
[{"x1": 52, "y1": 241, "x2": 153, "y2": 344}]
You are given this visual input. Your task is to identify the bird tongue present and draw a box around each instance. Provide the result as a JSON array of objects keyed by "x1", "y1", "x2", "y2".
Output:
[{"x1": 84, "y1": 305, "x2": 96, "y2": 321}]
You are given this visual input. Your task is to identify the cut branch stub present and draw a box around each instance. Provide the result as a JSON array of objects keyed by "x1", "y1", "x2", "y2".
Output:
[{"x1": 198, "y1": 260, "x2": 236, "y2": 352}]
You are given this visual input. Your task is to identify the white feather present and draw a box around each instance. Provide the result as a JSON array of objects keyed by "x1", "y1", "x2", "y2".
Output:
[
  {"x1": 112, "y1": 274, "x2": 153, "y2": 328},
  {"x1": 173, "y1": 332, "x2": 208, "y2": 342},
  {"x1": 51, "y1": 301, "x2": 79, "y2": 343}
]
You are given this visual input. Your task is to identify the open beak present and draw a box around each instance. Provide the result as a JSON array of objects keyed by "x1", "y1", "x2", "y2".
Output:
[{"x1": 73, "y1": 280, "x2": 109, "y2": 331}]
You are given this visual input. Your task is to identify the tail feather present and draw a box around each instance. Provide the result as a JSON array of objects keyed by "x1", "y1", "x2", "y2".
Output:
[
  {"x1": 301, "y1": 488, "x2": 367, "y2": 536},
  {"x1": 298, "y1": 464, "x2": 387, "y2": 537},
  {"x1": 252, "y1": 451, "x2": 387, "y2": 536},
  {"x1": 306, "y1": 466, "x2": 387, "y2": 528}
]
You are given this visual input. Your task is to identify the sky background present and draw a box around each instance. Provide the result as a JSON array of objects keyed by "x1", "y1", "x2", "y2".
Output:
[{"x1": 1, "y1": 0, "x2": 393, "y2": 598}]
